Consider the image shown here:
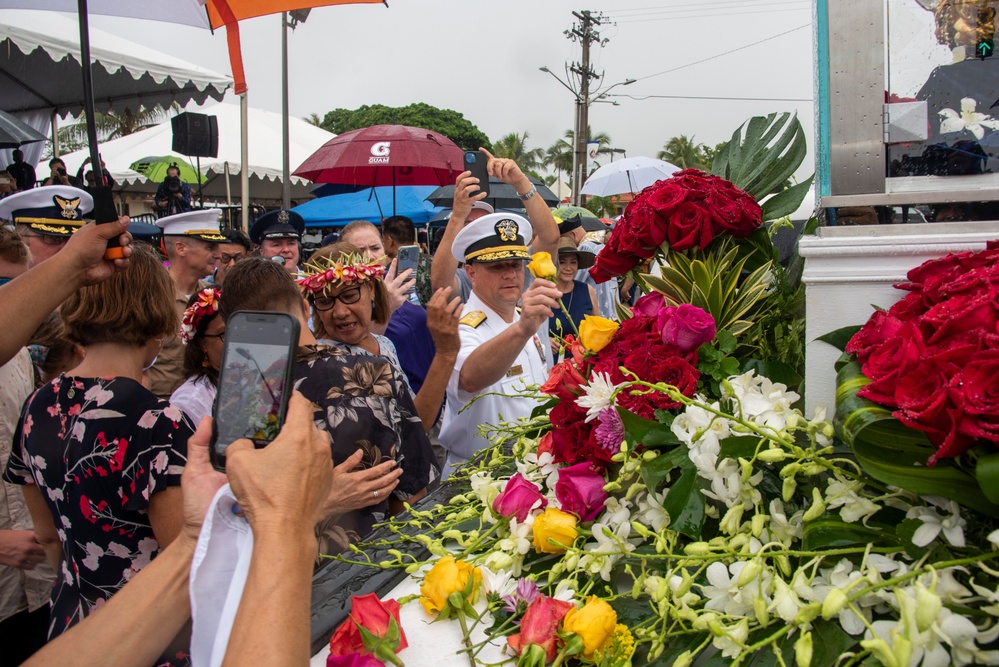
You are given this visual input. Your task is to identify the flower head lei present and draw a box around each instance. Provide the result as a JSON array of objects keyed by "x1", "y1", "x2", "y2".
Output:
[
  {"x1": 297, "y1": 251, "x2": 387, "y2": 296},
  {"x1": 180, "y1": 287, "x2": 221, "y2": 345}
]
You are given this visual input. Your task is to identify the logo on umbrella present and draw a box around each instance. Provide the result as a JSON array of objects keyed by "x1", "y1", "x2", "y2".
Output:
[{"x1": 369, "y1": 141, "x2": 391, "y2": 164}]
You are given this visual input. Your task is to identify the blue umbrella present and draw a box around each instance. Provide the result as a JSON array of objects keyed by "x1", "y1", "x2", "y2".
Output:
[{"x1": 293, "y1": 186, "x2": 442, "y2": 228}]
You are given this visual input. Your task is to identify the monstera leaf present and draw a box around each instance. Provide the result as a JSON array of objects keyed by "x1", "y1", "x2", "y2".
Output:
[{"x1": 711, "y1": 112, "x2": 811, "y2": 218}]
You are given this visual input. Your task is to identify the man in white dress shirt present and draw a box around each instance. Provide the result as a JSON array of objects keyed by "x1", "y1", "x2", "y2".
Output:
[{"x1": 437, "y1": 213, "x2": 562, "y2": 477}]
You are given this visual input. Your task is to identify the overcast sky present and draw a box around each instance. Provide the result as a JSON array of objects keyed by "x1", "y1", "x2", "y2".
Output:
[{"x1": 87, "y1": 0, "x2": 816, "y2": 178}]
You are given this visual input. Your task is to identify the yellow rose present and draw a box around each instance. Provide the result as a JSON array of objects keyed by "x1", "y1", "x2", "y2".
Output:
[
  {"x1": 563, "y1": 596, "x2": 618, "y2": 658},
  {"x1": 578, "y1": 315, "x2": 619, "y2": 353},
  {"x1": 527, "y1": 252, "x2": 558, "y2": 282},
  {"x1": 532, "y1": 507, "x2": 578, "y2": 554},
  {"x1": 419, "y1": 555, "x2": 481, "y2": 616}
]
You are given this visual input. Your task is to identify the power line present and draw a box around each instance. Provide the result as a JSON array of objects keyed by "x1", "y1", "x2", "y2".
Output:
[
  {"x1": 610, "y1": 0, "x2": 780, "y2": 13},
  {"x1": 631, "y1": 24, "x2": 809, "y2": 81},
  {"x1": 608, "y1": 0, "x2": 807, "y2": 18},
  {"x1": 614, "y1": 7, "x2": 809, "y2": 23},
  {"x1": 612, "y1": 93, "x2": 813, "y2": 102}
]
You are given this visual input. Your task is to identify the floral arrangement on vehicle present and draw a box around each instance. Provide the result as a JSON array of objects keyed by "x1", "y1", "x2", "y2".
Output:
[{"x1": 321, "y1": 115, "x2": 999, "y2": 667}]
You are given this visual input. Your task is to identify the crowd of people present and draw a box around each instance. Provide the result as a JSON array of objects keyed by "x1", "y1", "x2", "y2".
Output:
[{"x1": 0, "y1": 149, "x2": 624, "y2": 666}]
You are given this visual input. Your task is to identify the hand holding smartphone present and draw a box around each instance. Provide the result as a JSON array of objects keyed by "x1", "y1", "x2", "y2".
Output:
[
  {"x1": 463, "y1": 150, "x2": 490, "y2": 199},
  {"x1": 209, "y1": 311, "x2": 300, "y2": 472}
]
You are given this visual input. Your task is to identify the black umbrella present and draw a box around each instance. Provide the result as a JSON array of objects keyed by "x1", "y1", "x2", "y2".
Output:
[
  {"x1": 425, "y1": 175, "x2": 560, "y2": 209},
  {"x1": 0, "y1": 110, "x2": 48, "y2": 150}
]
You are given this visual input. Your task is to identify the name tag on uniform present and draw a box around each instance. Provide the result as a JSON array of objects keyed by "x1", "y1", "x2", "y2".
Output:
[{"x1": 506, "y1": 365, "x2": 523, "y2": 377}]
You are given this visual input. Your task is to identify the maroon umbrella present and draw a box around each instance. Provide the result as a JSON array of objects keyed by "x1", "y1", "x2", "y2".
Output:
[{"x1": 294, "y1": 124, "x2": 465, "y2": 188}]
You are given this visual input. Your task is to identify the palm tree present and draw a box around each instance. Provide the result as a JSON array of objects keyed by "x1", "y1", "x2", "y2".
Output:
[
  {"x1": 658, "y1": 134, "x2": 709, "y2": 170},
  {"x1": 304, "y1": 112, "x2": 324, "y2": 127},
  {"x1": 544, "y1": 125, "x2": 613, "y2": 186},
  {"x1": 47, "y1": 104, "x2": 178, "y2": 158},
  {"x1": 491, "y1": 132, "x2": 544, "y2": 171}
]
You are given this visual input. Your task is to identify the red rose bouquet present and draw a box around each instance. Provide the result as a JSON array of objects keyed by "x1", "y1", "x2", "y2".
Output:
[
  {"x1": 846, "y1": 243, "x2": 999, "y2": 464},
  {"x1": 589, "y1": 169, "x2": 762, "y2": 283}
]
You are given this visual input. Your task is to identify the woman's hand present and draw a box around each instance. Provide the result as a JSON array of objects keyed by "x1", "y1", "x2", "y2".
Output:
[
  {"x1": 425, "y1": 287, "x2": 463, "y2": 358},
  {"x1": 179, "y1": 416, "x2": 228, "y2": 544},
  {"x1": 321, "y1": 451, "x2": 403, "y2": 516},
  {"x1": 383, "y1": 258, "x2": 416, "y2": 315}
]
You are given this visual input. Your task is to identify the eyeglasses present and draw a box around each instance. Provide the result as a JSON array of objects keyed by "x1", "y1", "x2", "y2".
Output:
[
  {"x1": 23, "y1": 234, "x2": 69, "y2": 247},
  {"x1": 202, "y1": 331, "x2": 225, "y2": 340},
  {"x1": 313, "y1": 286, "x2": 362, "y2": 311},
  {"x1": 219, "y1": 253, "x2": 245, "y2": 265}
]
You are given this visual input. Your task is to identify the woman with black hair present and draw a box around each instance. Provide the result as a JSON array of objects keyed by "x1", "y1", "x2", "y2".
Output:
[{"x1": 170, "y1": 288, "x2": 223, "y2": 425}]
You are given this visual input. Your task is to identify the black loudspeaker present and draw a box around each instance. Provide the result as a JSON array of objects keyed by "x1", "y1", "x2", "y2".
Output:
[{"x1": 171, "y1": 112, "x2": 218, "y2": 158}]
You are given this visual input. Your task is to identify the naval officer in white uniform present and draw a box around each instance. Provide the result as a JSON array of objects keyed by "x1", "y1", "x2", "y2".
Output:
[{"x1": 438, "y1": 212, "x2": 563, "y2": 477}]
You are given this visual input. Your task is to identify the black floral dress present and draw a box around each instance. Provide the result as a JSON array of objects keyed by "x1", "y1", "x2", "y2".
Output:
[
  {"x1": 2, "y1": 375, "x2": 191, "y2": 664},
  {"x1": 294, "y1": 345, "x2": 438, "y2": 557}
]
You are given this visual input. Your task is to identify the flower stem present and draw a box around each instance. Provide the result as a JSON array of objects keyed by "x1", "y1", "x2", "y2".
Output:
[{"x1": 455, "y1": 608, "x2": 477, "y2": 667}]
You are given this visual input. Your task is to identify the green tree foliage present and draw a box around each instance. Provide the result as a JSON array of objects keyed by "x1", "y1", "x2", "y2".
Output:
[
  {"x1": 319, "y1": 103, "x2": 491, "y2": 151},
  {"x1": 491, "y1": 132, "x2": 544, "y2": 171},
  {"x1": 44, "y1": 105, "x2": 176, "y2": 159},
  {"x1": 545, "y1": 126, "x2": 613, "y2": 176},
  {"x1": 303, "y1": 112, "x2": 324, "y2": 127},
  {"x1": 657, "y1": 134, "x2": 712, "y2": 170}
]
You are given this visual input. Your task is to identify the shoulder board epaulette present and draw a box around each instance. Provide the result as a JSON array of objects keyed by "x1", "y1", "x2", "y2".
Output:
[
  {"x1": 516, "y1": 306, "x2": 522, "y2": 313},
  {"x1": 459, "y1": 310, "x2": 487, "y2": 328}
]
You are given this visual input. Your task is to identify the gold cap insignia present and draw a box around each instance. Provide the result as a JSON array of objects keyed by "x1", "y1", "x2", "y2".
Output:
[
  {"x1": 495, "y1": 219, "x2": 518, "y2": 242},
  {"x1": 53, "y1": 195, "x2": 81, "y2": 220}
]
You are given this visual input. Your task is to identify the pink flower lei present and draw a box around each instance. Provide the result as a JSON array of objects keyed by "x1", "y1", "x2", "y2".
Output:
[
  {"x1": 180, "y1": 287, "x2": 221, "y2": 345},
  {"x1": 297, "y1": 252, "x2": 387, "y2": 296}
]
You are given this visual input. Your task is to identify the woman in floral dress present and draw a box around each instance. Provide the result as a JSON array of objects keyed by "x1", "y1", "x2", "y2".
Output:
[{"x1": 3, "y1": 246, "x2": 192, "y2": 665}]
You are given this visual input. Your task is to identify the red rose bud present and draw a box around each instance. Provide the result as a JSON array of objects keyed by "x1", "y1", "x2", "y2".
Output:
[
  {"x1": 506, "y1": 596, "x2": 574, "y2": 663},
  {"x1": 540, "y1": 358, "x2": 587, "y2": 400},
  {"x1": 329, "y1": 593, "x2": 407, "y2": 665},
  {"x1": 493, "y1": 474, "x2": 547, "y2": 523},
  {"x1": 658, "y1": 304, "x2": 717, "y2": 353},
  {"x1": 555, "y1": 462, "x2": 609, "y2": 522}
]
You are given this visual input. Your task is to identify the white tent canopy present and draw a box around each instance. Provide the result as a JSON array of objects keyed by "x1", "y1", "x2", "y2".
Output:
[
  {"x1": 60, "y1": 102, "x2": 336, "y2": 206},
  {"x1": 0, "y1": 9, "x2": 231, "y2": 168}
]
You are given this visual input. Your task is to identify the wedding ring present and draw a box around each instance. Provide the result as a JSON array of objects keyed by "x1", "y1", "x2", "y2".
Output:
[{"x1": 373, "y1": 490, "x2": 379, "y2": 498}]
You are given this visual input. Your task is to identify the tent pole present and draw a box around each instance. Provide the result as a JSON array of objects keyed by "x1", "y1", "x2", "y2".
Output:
[
  {"x1": 240, "y1": 92, "x2": 249, "y2": 232},
  {"x1": 225, "y1": 161, "x2": 233, "y2": 209},
  {"x1": 76, "y1": 0, "x2": 103, "y2": 187},
  {"x1": 50, "y1": 112, "x2": 60, "y2": 158}
]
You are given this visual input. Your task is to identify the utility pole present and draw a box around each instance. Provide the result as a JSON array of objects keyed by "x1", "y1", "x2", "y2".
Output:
[{"x1": 568, "y1": 10, "x2": 603, "y2": 206}]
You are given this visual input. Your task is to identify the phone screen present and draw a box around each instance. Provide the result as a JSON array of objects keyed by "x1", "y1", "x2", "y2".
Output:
[
  {"x1": 211, "y1": 312, "x2": 298, "y2": 469},
  {"x1": 397, "y1": 245, "x2": 420, "y2": 275}
]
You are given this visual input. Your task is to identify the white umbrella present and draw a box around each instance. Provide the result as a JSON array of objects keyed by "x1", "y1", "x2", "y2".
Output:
[{"x1": 580, "y1": 156, "x2": 681, "y2": 197}]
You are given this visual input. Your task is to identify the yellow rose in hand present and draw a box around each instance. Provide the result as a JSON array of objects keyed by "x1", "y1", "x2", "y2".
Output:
[
  {"x1": 532, "y1": 507, "x2": 578, "y2": 554},
  {"x1": 578, "y1": 315, "x2": 619, "y2": 353},
  {"x1": 527, "y1": 251, "x2": 558, "y2": 282},
  {"x1": 563, "y1": 596, "x2": 618, "y2": 658},
  {"x1": 419, "y1": 555, "x2": 481, "y2": 615}
]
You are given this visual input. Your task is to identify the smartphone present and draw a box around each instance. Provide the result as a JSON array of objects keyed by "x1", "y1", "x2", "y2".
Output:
[
  {"x1": 463, "y1": 150, "x2": 490, "y2": 198},
  {"x1": 397, "y1": 244, "x2": 420, "y2": 275},
  {"x1": 209, "y1": 311, "x2": 300, "y2": 472}
]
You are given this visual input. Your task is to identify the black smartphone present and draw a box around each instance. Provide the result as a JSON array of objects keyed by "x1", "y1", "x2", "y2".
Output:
[
  {"x1": 463, "y1": 150, "x2": 490, "y2": 198},
  {"x1": 209, "y1": 311, "x2": 300, "y2": 472}
]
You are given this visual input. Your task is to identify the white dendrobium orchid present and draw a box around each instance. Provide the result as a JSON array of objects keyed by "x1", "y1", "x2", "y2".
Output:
[
  {"x1": 939, "y1": 97, "x2": 999, "y2": 140},
  {"x1": 826, "y1": 478, "x2": 882, "y2": 524},
  {"x1": 906, "y1": 497, "x2": 967, "y2": 548},
  {"x1": 575, "y1": 371, "x2": 620, "y2": 422},
  {"x1": 701, "y1": 561, "x2": 770, "y2": 617}
]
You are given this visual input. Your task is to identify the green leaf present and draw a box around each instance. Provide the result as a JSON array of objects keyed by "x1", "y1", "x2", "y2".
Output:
[
  {"x1": 662, "y1": 460, "x2": 706, "y2": 538},
  {"x1": 651, "y1": 632, "x2": 708, "y2": 667},
  {"x1": 761, "y1": 176, "x2": 815, "y2": 221},
  {"x1": 743, "y1": 358, "x2": 802, "y2": 391},
  {"x1": 640, "y1": 446, "x2": 687, "y2": 490},
  {"x1": 717, "y1": 329, "x2": 737, "y2": 354},
  {"x1": 719, "y1": 435, "x2": 763, "y2": 460},
  {"x1": 619, "y1": 407, "x2": 680, "y2": 450},
  {"x1": 811, "y1": 620, "x2": 857, "y2": 667},
  {"x1": 836, "y1": 360, "x2": 999, "y2": 517},
  {"x1": 977, "y1": 452, "x2": 999, "y2": 504},
  {"x1": 816, "y1": 325, "x2": 862, "y2": 352},
  {"x1": 802, "y1": 514, "x2": 900, "y2": 551}
]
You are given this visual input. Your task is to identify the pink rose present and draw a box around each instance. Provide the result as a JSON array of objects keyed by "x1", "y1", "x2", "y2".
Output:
[
  {"x1": 555, "y1": 462, "x2": 608, "y2": 522},
  {"x1": 327, "y1": 654, "x2": 384, "y2": 667},
  {"x1": 506, "y1": 596, "x2": 573, "y2": 662},
  {"x1": 658, "y1": 304, "x2": 716, "y2": 353},
  {"x1": 493, "y1": 474, "x2": 547, "y2": 522},
  {"x1": 632, "y1": 292, "x2": 666, "y2": 318}
]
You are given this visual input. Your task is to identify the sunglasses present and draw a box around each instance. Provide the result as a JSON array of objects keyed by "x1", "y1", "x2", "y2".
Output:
[
  {"x1": 219, "y1": 253, "x2": 245, "y2": 265},
  {"x1": 313, "y1": 286, "x2": 362, "y2": 311},
  {"x1": 24, "y1": 234, "x2": 69, "y2": 247}
]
